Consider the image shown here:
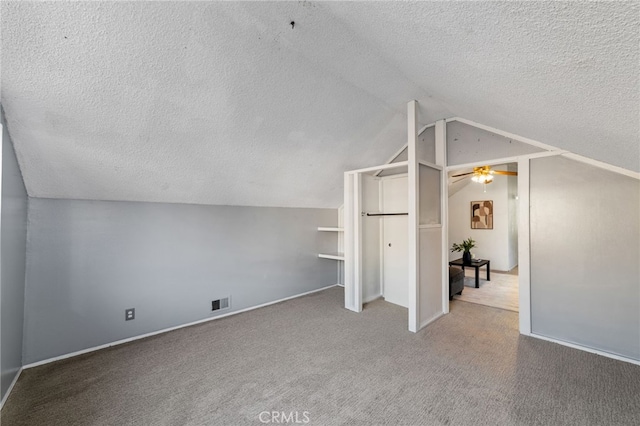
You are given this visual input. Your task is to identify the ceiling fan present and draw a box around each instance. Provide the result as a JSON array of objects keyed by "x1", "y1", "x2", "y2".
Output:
[{"x1": 451, "y1": 165, "x2": 517, "y2": 184}]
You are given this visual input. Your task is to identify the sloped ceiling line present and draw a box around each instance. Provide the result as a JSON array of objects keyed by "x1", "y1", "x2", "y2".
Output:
[{"x1": 1, "y1": 1, "x2": 637, "y2": 208}]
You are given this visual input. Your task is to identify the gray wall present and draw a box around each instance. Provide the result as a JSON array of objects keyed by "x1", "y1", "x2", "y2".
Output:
[
  {"x1": 418, "y1": 126, "x2": 436, "y2": 165},
  {"x1": 448, "y1": 164, "x2": 513, "y2": 271},
  {"x1": 1, "y1": 108, "x2": 28, "y2": 400},
  {"x1": 23, "y1": 199, "x2": 337, "y2": 364},
  {"x1": 530, "y1": 155, "x2": 640, "y2": 359},
  {"x1": 447, "y1": 121, "x2": 542, "y2": 166}
]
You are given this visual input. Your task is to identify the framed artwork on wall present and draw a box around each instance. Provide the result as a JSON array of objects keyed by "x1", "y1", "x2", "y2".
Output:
[{"x1": 471, "y1": 200, "x2": 493, "y2": 229}]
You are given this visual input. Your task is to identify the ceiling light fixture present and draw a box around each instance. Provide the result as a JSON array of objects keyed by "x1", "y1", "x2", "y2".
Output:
[
  {"x1": 453, "y1": 165, "x2": 517, "y2": 185},
  {"x1": 471, "y1": 174, "x2": 493, "y2": 184}
]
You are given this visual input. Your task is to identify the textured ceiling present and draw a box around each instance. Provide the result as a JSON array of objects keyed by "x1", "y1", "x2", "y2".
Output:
[{"x1": 1, "y1": 1, "x2": 638, "y2": 208}]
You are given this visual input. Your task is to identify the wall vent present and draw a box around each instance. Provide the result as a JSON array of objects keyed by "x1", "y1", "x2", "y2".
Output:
[{"x1": 211, "y1": 297, "x2": 230, "y2": 312}]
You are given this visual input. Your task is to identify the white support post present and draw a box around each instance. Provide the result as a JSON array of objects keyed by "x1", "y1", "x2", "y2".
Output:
[
  {"x1": 353, "y1": 173, "x2": 362, "y2": 312},
  {"x1": 343, "y1": 172, "x2": 357, "y2": 312},
  {"x1": 435, "y1": 119, "x2": 448, "y2": 314},
  {"x1": 337, "y1": 205, "x2": 344, "y2": 286},
  {"x1": 343, "y1": 172, "x2": 352, "y2": 310},
  {"x1": 378, "y1": 178, "x2": 385, "y2": 300},
  {"x1": 407, "y1": 100, "x2": 419, "y2": 332},
  {"x1": 517, "y1": 159, "x2": 531, "y2": 334}
]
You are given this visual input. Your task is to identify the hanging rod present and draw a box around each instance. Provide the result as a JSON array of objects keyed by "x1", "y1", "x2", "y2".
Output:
[{"x1": 363, "y1": 212, "x2": 409, "y2": 216}]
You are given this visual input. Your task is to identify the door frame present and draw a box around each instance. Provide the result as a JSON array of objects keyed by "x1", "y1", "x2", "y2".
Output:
[
  {"x1": 344, "y1": 145, "x2": 562, "y2": 333},
  {"x1": 344, "y1": 162, "x2": 409, "y2": 313},
  {"x1": 445, "y1": 151, "x2": 565, "y2": 334}
]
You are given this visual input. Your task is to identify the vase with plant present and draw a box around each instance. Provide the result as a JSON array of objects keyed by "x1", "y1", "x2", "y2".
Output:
[{"x1": 451, "y1": 238, "x2": 476, "y2": 264}]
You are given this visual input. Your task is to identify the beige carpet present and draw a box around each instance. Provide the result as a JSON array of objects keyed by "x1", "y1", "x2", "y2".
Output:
[
  {"x1": 453, "y1": 269, "x2": 519, "y2": 312},
  {"x1": 4, "y1": 287, "x2": 640, "y2": 425}
]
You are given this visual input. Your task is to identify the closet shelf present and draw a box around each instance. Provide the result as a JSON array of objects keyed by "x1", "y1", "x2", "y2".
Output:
[
  {"x1": 317, "y1": 227, "x2": 344, "y2": 232},
  {"x1": 318, "y1": 253, "x2": 345, "y2": 261}
]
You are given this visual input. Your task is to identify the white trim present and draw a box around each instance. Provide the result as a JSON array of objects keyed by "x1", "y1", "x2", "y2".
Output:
[
  {"x1": 418, "y1": 122, "x2": 436, "y2": 135},
  {"x1": 378, "y1": 179, "x2": 385, "y2": 301},
  {"x1": 529, "y1": 333, "x2": 640, "y2": 367},
  {"x1": 446, "y1": 151, "x2": 567, "y2": 174},
  {"x1": 417, "y1": 160, "x2": 442, "y2": 170},
  {"x1": 23, "y1": 285, "x2": 339, "y2": 369},
  {"x1": 0, "y1": 367, "x2": 22, "y2": 410},
  {"x1": 379, "y1": 172, "x2": 408, "y2": 180},
  {"x1": 0, "y1": 123, "x2": 4, "y2": 410},
  {"x1": 337, "y1": 206, "x2": 344, "y2": 285},
  {"x1": 355, "y1": 174, "x2": 362, "y2": 308},
  {"x1": 363, "y1": 293, "x2": 383, "y2": 304},
  {"x1": 517, "y1": 159, "x2": 531, "y2": 334},
  {"x1": 318, "y1": 253, "x2": 344, "y2": 261},
  {"x1": 374, "y1": 122, "x2": 435, "y2": 176},
  {"x1": 446, "y1": 117, "x2": 559, "y2": 152},
  {"x1": 407, "y1": 100, "x2": 419, "y2": 333},
  {"x1": 378, "y1": 145, "x2": 409, "y2": 170},
  {"x1": 349, "y1": 161, "x2": 408, "y2": 175},
  {"x1": 420, "y1": 312, "x2": 445, "y2": 330},
  {"x1": 383, "y1": 118, "x2": 638, "y2": 181},
  {"x1": 317, "y1": 227, "x2": 343, "y2": 232},
  {"x1": 374, "y1": 123, "x2": 436, "y2": 176},
  {"x1": 343, "y1": 172, "x2": 360, "y2": 312},
  {"x1": 561, "y1": 153, "x2": 640, "y2": 180},
  {"x1": 418, "y1": 224, "x2": 442, "y2": 229},
  {"x1": 435, "y1": 119, "x2": 449, "y2": 315},
  {"x1": 343, "y1": 173, "x2": 351, "y2": 308},
  {"x1": 354, "y1": 173, "x2": 363, "y2": 312}
]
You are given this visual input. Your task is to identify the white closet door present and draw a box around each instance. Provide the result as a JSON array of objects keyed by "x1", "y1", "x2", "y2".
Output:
[{"x1": 382, "y1": 176, "x2": 408, "y2": 307}]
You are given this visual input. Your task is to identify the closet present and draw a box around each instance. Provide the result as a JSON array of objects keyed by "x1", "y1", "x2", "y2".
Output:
[
  {"x1": 357, "y1": 170, "x2": 409, "y2": 307},
  {"x1": 344, "y1": 102, "x2": 447, "y2": 332}
]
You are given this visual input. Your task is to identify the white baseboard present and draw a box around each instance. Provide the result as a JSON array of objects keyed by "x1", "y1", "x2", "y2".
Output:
[
  {"x1": 363, "y1": 293, "x2": 382, "y2": 304},
  {"x1": 419, "y1": 312, "x2": 445, "y2": 331},
  {"x1": 23, "y1": 284, "x2": 339, "y2": 370},
  {"x1": 0, "y1": 367, "x2": 23, "y2": 410},
  {"x1": 529, "y1": 333, "x2": 640, "y2": 366}
]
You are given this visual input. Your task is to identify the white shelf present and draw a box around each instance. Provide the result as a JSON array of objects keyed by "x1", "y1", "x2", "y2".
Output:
[
  {"x1": 317, "y1": 227, "x2": 344, "y2": 232},
  {"x1": 318, "y1": 253, "x2": 345, "y2": 261}
]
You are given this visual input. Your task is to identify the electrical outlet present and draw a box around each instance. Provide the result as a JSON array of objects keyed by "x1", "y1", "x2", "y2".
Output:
[{"x1": 125, "y1": 308, "x2": 135, "y2": 321}]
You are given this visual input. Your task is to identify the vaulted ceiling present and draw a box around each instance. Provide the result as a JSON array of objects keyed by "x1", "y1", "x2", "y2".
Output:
[{"x1": 1, "y1": 1, "x2": 637, "y2": 208}]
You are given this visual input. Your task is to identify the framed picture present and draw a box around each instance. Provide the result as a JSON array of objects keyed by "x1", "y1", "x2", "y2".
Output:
[{"x1": 471, "y1": 200, "x2": 493, "y2": 229}]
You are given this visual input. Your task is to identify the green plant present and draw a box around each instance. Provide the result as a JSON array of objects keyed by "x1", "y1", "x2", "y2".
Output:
[{"x1": 451, "y1": 238, "x2": 476, "y2": 253}]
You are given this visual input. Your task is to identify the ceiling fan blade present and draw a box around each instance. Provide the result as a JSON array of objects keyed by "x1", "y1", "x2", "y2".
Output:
[
  {"x1": 492, "y1": 171, "x2": 518, "y2": 176},
  {"x1": 451, "y1": 175, "x2": 471, "y2": 184},
  {"x1": 451, "y1": 171, "x2": 475, "y2": 177}
]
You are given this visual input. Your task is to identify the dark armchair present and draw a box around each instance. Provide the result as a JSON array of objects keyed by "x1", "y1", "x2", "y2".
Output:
[{"x1": 449, "y1": 267, "x2": 464, "y2": 300}]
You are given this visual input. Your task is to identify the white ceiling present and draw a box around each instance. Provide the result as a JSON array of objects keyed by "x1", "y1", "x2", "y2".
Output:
[{"x1": 1, "y1": 1, "x2": 638, "y2": 208}]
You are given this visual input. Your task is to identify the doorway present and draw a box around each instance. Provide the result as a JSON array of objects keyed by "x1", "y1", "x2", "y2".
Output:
[{"x1": 447, "y1": 163, "x2": 519, "y2": 312}]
